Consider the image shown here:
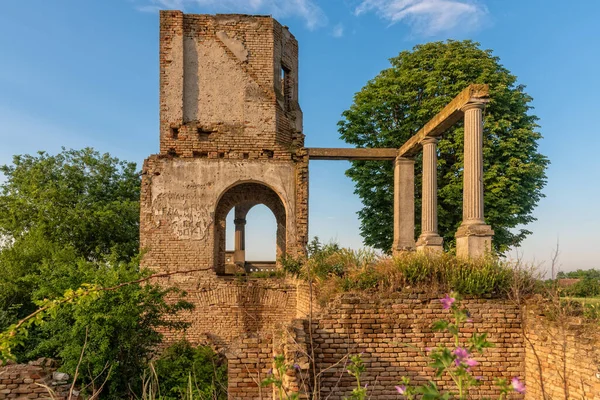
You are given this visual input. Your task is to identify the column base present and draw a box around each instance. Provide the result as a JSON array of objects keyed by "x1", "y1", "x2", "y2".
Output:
[
  {"x1": 392, "y1": 244, "x2": 416, "y2": 257},
  {"x1": 234, "y1": 249, "x2": 246, "y2": 265},
  {"x1": 455, "y1": 224, "x2": 494, "y2": 259},
  {"x1": 416, "y1": 234, "x2": 444, "y2": 253}
]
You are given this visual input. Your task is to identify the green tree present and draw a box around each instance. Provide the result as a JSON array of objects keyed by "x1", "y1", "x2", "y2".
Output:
[
  {"x1": 338, "y1": 40, "x2": 549, "y2": 253},
  {"x1": 0, "y1": 148, "x2": 140, "y2": 322},
  {"x1": 0, "y1": 148, "x2": 140, "y2": 260},
  {"x1": 0, "y1": 148, "x2": 196, "y2": 399}
]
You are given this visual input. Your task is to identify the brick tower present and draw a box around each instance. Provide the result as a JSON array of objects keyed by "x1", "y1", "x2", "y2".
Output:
[{"x1": 140, "y1": 11, "x2": 308, "y2": 278}]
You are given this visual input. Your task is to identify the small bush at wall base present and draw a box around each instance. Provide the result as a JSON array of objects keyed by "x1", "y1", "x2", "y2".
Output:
[{"x1": 152, "y1": 341, "x2": 227, "y2": 400}]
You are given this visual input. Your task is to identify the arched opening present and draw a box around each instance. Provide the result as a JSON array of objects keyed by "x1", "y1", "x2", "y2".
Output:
[
  {"x1": 214, "y1": 182, "x2": 286, "y2": 275},
  {"x1": 226, "y1": 204, "x2": 277, "y2": 262}
]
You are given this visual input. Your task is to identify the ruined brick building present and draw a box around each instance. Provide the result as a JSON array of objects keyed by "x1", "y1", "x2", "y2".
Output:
[
  {"x1": 140, "y1": 13, "x2": 313, "y2": 396},
  {"x1": 137, "y1": 11, "x2": 600, "y2": 400},
  {"x1": 141, "y1": 11, "x2": 308, "y2": 276}
]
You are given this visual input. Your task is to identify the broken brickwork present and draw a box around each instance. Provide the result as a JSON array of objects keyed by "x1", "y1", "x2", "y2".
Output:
[
  {"x1": 140, "y1": 12, "x2": 309, "y2": 399},
  {"x1": 136, "y1": 12, "x2": 597, "y2": 400},
  {"x1": 0, "y1": 358, "x2": 78, "y2": 400},
  {"x1": 305, "y1": 293, "x2": 524, "y2": 399},
  {"x1": 524, "y1": 309, "x2": 600, "y2": 399}
]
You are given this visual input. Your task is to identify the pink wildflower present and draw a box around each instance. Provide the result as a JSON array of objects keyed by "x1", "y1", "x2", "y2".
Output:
[
  {"x1": 395, "y1": 385, "x2": 406, "y2": 394},
  {"x1": 511, "y1": 377, "x2": 526, "y2": 394},
  {"x1": 453, "y1": 347, "x2": 469, "y2": 361},
  {"x1": 465, "y1": 358, "x2": 479, "y2": 368},
  {"x1": 453, "y1": 347, "x2": 478, "y2": 370},
  {"x1": 440, "y1": 294, "x2": 455, "y2": 310}
]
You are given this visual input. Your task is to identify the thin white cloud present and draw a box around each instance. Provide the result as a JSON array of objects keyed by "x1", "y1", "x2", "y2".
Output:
[
  {"x1": 332, "y1": 23, "x2": 344, "y2": 38},
  {"x1": 141, "y1": 0, "x2": 327, "y2": 29},
  {"x1": 355, "y1": 0, "x2": 487, "y2": 36}
]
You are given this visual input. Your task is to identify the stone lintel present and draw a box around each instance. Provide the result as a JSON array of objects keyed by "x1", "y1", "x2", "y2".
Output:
[
  {"x1": 398, "y1": 84, "x2": 490, "y2": 157},
  {"x1": 307, "y1": 148, "x2": 397, "y2": 161}
]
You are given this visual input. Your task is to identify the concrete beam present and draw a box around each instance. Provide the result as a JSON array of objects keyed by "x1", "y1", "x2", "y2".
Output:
[
  {"x1": 398, "y1": 84, "x2": 490, "y2": 157},
  {"x1": 307, "y1": 148, "x2": 397, "y2": 161}
]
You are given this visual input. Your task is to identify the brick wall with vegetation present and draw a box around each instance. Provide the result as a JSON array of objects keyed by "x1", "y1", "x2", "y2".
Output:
[{"x1": 305, "y1": 292, "x2": 524, "y2": 399}]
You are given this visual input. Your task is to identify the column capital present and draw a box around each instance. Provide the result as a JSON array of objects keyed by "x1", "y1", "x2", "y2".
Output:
[
  {"x1": 461, "y1": 101, "x2": 486, "y2": 112},
  {"x1": 420, "y1": 136, "x2": 438, "y2": 146},
  {"x1": 234, "y1": 218, "x2": 247, "y2": 226}
]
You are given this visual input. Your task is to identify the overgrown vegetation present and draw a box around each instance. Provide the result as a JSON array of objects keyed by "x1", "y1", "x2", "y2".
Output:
[
  {"x1": 282, "y1": 238, "x2": 537, "y2": 303},
  {"x1": 144, "y1": 341, "x2": 228, "y2": 400},
  {"x1": 0, "y1": 149, "x2": 201, "y2": 399}
]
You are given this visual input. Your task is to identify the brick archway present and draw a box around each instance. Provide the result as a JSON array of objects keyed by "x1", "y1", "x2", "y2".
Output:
[{"x1": 214, "y1": 182, "x2": 286, "y2": 274}]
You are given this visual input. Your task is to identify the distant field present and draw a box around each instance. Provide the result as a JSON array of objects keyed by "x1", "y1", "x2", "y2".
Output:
[{"x1": 564, "y1": 297, "x2": 600, "y2": 305}]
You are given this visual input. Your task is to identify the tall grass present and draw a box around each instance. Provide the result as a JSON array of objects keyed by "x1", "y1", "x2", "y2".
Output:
[{"x1": 283, "y1": 244, "x2": 536, "y2": 302}]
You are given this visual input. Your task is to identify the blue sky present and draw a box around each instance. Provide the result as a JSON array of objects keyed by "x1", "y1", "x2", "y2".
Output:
[{"x1": 0, "y1": 0, "x2": 598, "y2": 273}]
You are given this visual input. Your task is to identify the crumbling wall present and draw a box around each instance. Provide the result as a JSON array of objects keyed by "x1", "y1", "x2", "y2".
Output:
[
  {"x1": 140, "y1": 157, "x2": 304, "y2": 276},
  {"x1": 0, "y1": 359, "x2": 77, "y2": 400},
  {"x1": 524, "y1": 309, "x2": 600, "y2": 399},
  {"x1": 158, "y1": 11, "x2": 303, "y2": 158},
  {"x1": 161, "y1": 280, "x2": 298, "y2": 347}
]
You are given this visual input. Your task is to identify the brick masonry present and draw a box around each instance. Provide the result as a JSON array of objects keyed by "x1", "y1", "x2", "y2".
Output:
[
  {"x1": 140, "y1": 9, "x2": 309, "y2": 367},
  {"x1": 524, "y1": 308, "x2": 600, "y2": 399},
  {"x1": 0, "y1": 358, "x2": 78, "y2": 400},
  {"x1": 304, "y1": 292, "x2": 524, "y2": 399}
]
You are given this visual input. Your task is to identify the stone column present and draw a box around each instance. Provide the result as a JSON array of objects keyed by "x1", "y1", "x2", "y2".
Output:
[
  {"x1": 392, "y1": 156, "x2": 415, "y2": 255},
  {"x1": 456, "y1": 102, "x2": 494, "y2": 258},
  {"x1": 416, "y1": 137, "x2": 443, "y2": 252},
  {"x1": 234, "y1": 207, "x2": 246, "y2": 265}
]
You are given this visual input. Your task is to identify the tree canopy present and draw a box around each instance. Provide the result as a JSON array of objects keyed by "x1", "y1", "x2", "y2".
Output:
[
  {"x1": 0, "y1": 148, "x2": 193, "y2": 398},
  {"x1": 0, "y1": 148, "x2": 140, "y2": 260},
  {"x1": 338, "y1": 40, "x2": 549, "y2": 253}
]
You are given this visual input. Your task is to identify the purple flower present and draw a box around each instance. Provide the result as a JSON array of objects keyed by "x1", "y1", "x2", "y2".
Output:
[
  {"x1": 440, "y1": 294, "x2": 455, "y2": 310},
  {"x1": 465, "y1": 358, "x2": 478, "y2": 368},
  {"x1": 267, "y1": 368, "x2": 273, "y2": 375},
  {"x1": 453, "y1": 347, "x2": 478, "y2": 369},
  {"x1": 424, "y1": 347, "x2": 432, "y2": 352},
  {"x1": 474, "y1": 376, "x2": 483, "y2": 381},
  {"x1": 453, "y1": 347, "x2": 469, "y2": 361},
  {"x1": 511, "y1": 377, "x2": 526, "y2": 394},
  {"x1": 395, "y1": 385, "x2": 406, "y2": 395},
  {"x1": 293, "y1": 363, "x2": 301, "y2": 371},
  {"x1": 453, "y1": 347, "x2": 469, "y2": 358}
]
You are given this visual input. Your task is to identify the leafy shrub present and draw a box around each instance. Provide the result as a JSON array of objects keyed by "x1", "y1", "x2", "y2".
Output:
[
  {"x1": 280, "y1": 254, "x2": 303, "y2": 277},
  {"x1": 564, "y1": 278, "x2": 600, "y2": 298},
  {"x1": 20, "y1": 255, "x2": 193, "y2": 399},
  {"x1": 153, "y1": 341, "x2": 227, "y2": 400}
]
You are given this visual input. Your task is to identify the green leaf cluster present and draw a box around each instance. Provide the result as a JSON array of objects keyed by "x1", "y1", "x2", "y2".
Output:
[
  {"x1": 152, "y1": 341, "x2": 227, "y2": 400},
  {"x1": 24, "y1": 255, "x2": 192, "y2": 399},
  {"x1": 338, "y1": 40, "x2": 549, "y2": 253}
]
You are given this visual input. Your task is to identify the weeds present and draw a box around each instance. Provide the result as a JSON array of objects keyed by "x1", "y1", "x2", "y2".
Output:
[{"x1": 283, "y1": 239, "x2": 536, "y2": 302}]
